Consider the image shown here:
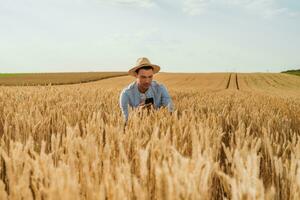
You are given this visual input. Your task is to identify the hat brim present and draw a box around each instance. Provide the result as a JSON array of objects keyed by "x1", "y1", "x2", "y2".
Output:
[{"x1": 128, "y1": 64, "x2": 160, "y2": 77}]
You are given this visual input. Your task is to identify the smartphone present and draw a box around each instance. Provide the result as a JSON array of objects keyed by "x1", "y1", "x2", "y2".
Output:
[{"x1": 145, "y1": 97, "x2": 154, "y2": 105}]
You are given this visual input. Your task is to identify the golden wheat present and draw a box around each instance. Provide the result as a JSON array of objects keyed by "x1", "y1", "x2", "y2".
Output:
[{"x1": 0, "y1": 73, "x2": 299, "y2": 200}]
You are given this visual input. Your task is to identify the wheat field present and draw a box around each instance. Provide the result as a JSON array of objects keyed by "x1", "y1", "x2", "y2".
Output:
[
  {"x1": 0, "y1": 72, "x2": 127, "y2": 86},
  {"x1": 0, "y1": 73, "x2": 300, "y2": 200}
]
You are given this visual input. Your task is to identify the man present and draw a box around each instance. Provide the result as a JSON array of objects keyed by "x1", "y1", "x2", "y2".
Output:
[{"x1": 119, "y1": 57, "x2": 174, "y2": 123}]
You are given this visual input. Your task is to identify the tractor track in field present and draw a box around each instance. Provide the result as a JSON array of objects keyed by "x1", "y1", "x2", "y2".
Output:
[
  {"x1": 226, "y1": 74, "x2": 231, "y2": 89},
  {"x1": 235, "y1": 73, "x2": 240, "y2": 90},
  {"x1": 226, "y1": 73, "x2": 239, "y2": 90}
]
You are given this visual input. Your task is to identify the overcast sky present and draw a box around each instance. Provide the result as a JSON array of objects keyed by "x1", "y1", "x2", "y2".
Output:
[{"x1": 1, "y1": 0, "x2": 300, "y2": 73}]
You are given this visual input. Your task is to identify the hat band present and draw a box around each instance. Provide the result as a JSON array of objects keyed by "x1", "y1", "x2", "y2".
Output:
[{"x1": 135, "y1": 65, "x2": 154, "y2": 73}]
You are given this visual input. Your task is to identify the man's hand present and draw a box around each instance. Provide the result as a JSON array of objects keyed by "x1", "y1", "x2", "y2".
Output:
[
  {"x1": 138, "y1": 102, "x2": 152, "y2": 110},
  {"x1": 138, "y1": 101, "x2": 144, "y2": 109}
]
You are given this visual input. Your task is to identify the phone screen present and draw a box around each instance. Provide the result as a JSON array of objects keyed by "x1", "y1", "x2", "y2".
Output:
[{"x1": 145, "y1": 97, "x2": 154, "y2": 105}]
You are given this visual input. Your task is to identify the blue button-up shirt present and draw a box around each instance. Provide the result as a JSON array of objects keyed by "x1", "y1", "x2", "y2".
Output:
[{"x1": 119, "y1": 80, "x2": 174, "y2": 121}]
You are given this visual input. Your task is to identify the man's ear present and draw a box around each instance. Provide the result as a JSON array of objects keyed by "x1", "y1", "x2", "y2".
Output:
[{"x1": 135, "y1": 74, "x2": 138, "y2": 78}]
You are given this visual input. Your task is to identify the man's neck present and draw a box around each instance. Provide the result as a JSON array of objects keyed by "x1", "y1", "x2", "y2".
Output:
[{"x1": 137, "y1": 84, "x2": 148, "y2": 93}]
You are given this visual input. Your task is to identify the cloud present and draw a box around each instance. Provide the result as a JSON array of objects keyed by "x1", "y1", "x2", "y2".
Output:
[
  {"x1": 183, "y1": 0, "x2": 210, "y2": 15},
  {"x1": 98, "y1": 0, "x2": 156, "y2": 7},
  {"x1": 225, "y1": 0, "x2": 294, "y2": 18},
  {"x1": 181, "y1": 0, "x2": 299, "y2": 18}
]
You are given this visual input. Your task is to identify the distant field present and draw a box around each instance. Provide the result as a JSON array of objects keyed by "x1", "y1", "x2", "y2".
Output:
[
  {"x1": 0, "y1": 73, "x2": 27, "y2": 77},
  {"x1": 282, "y1": 69, "x2": 300, "y2": 76},
  {"x1": 0, "y1": 72, "x2": 127, "y2": 86}
]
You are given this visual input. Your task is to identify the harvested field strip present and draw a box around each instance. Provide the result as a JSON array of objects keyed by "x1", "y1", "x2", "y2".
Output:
[{"x1": 0, "y1": 72, "x2": 127, "y2": 86}]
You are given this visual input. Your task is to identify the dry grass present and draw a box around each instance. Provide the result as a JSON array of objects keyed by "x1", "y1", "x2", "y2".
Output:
[
  {"x1": 0, "y1": 72, "x2": 127, "y2": 86},
  {"x1": 0, "y1": 73, "x2": 300, "y2": 199}
]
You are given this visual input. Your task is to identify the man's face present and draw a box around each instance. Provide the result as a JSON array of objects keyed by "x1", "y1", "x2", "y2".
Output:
[{"x1": 136, "y1": 69, "x2": 154, "y2": 90}]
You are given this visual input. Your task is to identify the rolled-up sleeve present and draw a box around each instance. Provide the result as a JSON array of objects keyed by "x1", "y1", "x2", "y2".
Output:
[
  {"x1": 119, "y1": 89, "x2": 129, "y2": 122},
  {"x1": 160, "y1": 84, "x2": 174, "y2": 112}
]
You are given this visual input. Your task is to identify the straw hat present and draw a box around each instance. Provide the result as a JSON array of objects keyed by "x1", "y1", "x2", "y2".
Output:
[{"x1": 128, "y1": 57, "x2": 160, "y2": 77}]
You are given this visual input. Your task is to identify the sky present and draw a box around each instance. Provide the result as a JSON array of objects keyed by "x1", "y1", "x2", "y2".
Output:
[{"x1": 0, "y1": 0, "x2": 300, "y2": 73}]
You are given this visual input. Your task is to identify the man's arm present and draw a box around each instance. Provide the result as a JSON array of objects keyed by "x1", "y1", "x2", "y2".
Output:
[
  {"x1": 160, "y1": 84, "x2": 174, "y2": 112},
  {"x1": 119, "y1": 89, "x2": 129, "y2": 122}
]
